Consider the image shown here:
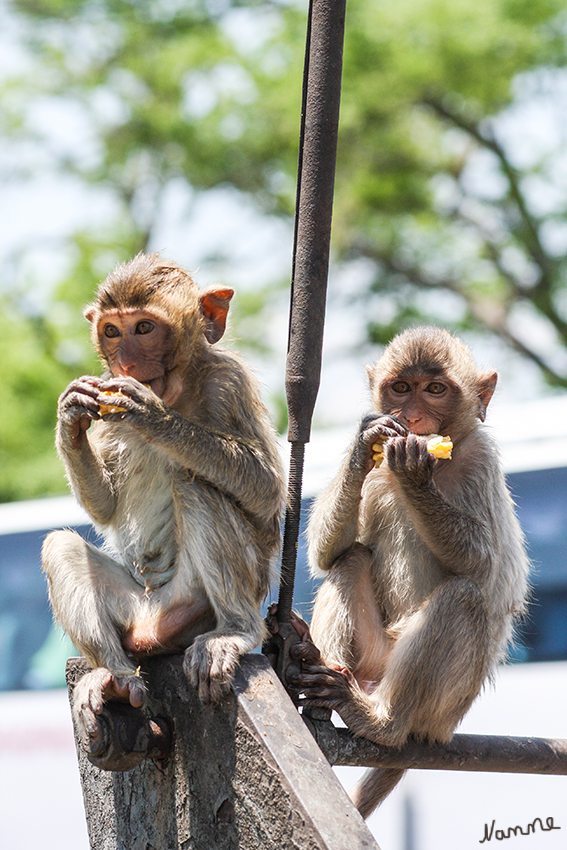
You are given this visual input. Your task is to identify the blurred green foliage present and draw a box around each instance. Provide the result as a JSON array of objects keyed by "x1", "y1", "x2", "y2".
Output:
[
  {"x1": 2, "y1": 0, "x2": 567, "y2": 501},
  {"x1": 0, "y1": 298, "x2": 73, "y2": 498}
]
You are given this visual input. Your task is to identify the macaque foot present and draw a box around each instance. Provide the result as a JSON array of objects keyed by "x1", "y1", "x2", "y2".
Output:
[
  {"x1": 183, "y1": 634, "x2": 241, "y2": 704},
  {"x1": 290, "y1": 662, "x2": 402, "y2": 743},
  {"x1": 72, "y1": 667, "x2": 147, "y2": 751},
  {"x1": 289, "y1": 662, "x2": 358, "y2": 712}
]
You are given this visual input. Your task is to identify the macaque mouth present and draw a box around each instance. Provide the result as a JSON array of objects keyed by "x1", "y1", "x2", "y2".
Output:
[
  {"x1": 404, "y1": 416, "x2": 444, "y2": 436},
  {"x1": 145, "y1": 376, "x2": 167, "y2": 396}
]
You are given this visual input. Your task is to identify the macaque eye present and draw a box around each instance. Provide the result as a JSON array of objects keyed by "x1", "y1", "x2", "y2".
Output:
[
  {"x1": 391, "y1": 381, "x2": 410, "y2": 394},
  {"x1": 103, "y1": 324, "x2": 120, "y2": 339},
  {"x1": 136, "y1": 321, "x2": 155, "y2": 335},
  {"x1": 426, "y1": 382, "x2": 446, "y2": 395}
]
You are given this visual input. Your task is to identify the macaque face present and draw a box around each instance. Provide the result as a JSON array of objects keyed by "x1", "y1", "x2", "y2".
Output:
[
  {"x1": 97, "y1": 309, "x2": 173, "y2": 399},
  {"x1": 379, "y1": 372, "x2": 458, "y2": 436}
]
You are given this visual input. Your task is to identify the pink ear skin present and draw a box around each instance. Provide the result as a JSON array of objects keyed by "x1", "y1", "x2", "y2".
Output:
[
  {"x1": 477, "y1": 371, "x2": 498, "y2": 422},
  {"x1": 200, "y1": 288, "x2": 234, "y2": 344}
]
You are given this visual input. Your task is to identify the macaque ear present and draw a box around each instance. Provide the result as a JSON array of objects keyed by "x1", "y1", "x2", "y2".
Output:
[
  {"x1": 200, "y1": 288, "x2": 234, "y2": 344},
  {"x1": 83, "y1": 305, "x2": 96, "y2": 323},
  {"x1": 366, "y1": 364, "x2": 375, "y2": 389},
  {"x1": 477, "y1": 370, "x2": 498, "y2": 422}
]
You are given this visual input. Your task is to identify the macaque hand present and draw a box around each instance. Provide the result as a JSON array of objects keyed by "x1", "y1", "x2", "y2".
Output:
[
  {"x1": 266, "y1": 603, "x2": 322, "y2": 668},
  {"x1": 72, "y1": 667, "x2": 147, "y2": 750},
  {"x1": 386, "y1": 433, "x2": 437, "y2": 487},
  {"x1": 58, "y1": 376, "x2": 104, "y2": 448},
  {"x1": 183, "y1": 633, "x2": 241, "y2": 704},
  {"x1": 352, "y1": 414, "x2": 408, "y2": 476},
  {"x1": 97, "y1": 377, "x2": 167, "y2": 430},
  {"x1": 264, "y1": 601, "x2": 280, "y2": 637},
  {"x1": 288, "y1": 663, "x2": 357, "y2": 712},
  {"x1": 289, "y1": 613, "x2": 324, "y2": 667},
  {"x1": 266, "y1": 603, "x2": 318, "y2": 648}
]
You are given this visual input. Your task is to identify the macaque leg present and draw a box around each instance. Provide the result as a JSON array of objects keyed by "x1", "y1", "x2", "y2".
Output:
[
  {"x1": 42, "y1": 529, "x2": 141, "y2": 673},
  {"x1": 42, "y1": 530, "x2": 146, "y2": 742},
  {"x1": 350, "y1": 577, "x2": 490, "y2": 818},
  {"x1": 297, "y1": 544, "x2": 400, "y2": 819},
  {"x1": 373, "y1": 576, "x2": 490, "y2": 745},
  {"x1": 311, "y1": 543, "x2": 390, "y2": 688}
]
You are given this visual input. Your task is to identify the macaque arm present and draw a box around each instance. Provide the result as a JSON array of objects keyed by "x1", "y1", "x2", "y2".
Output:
[
  {"x1": 390, "y1": 437, "x2": 496, "y2": 578},
  {"x1": 163, "y1": 419, "x2": 282, "y2": 521},
  {"x1": 308, "y1": 415, "x2": 407, "y2": 572},
  {"x1": 307, "y1": 458, "x2": 365, "y2": 573},
  {"x1": 56, "y1": 377, "x2": 117, "y2": 525},
  {"x1": 99, "y1": 373, "x2": 283, "y2": 524},
  {"x1": 58, "y1": 436, "x2": 117, "y2": 526},
  {"x1": 403, "y1": 482, "x2": 493, "y2": 578}
]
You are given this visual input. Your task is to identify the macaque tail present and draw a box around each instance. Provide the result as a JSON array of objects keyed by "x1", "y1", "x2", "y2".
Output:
[{"x1": 350, "y1": 767, "x2": 406, "y2": 819}]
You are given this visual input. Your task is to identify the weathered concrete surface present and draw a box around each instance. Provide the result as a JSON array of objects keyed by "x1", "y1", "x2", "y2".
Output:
[{"x1": 67, "y1": 654, "x2": 380, "y2": 850}]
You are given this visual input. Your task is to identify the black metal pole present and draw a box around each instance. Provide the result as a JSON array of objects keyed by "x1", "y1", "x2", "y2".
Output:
[{"x1": 277, "y1": 0, "x2": 347, "y2": 631}]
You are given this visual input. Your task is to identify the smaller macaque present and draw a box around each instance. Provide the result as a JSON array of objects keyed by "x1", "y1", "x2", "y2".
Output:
[
  {"x1": 291, "y1": 326, "x2": 529, "y2": 817},
  {"x1": 42, "y1": 253, "x2": 285, "y2": 746}
]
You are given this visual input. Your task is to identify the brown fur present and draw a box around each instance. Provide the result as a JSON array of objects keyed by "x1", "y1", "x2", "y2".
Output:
[
  {"x1": 297, "y1": 326, "x2": 529, "y2": 817},
  {"x1": 43, "y1": 253, "x2": 285, "y2": 739}
]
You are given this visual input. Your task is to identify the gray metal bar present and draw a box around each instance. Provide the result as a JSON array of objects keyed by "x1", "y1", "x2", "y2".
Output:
[{"x1": 309, "y1": 721, "x2": 567, "y2": 775}]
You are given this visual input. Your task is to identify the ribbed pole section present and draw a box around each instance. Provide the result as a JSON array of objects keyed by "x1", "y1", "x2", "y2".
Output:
[{"x1": 277, "y1": 0, "x2": 347, "y2": 629}]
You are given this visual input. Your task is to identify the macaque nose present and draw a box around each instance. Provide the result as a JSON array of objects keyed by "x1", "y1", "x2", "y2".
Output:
[
  {"x1": 116, "y1": 345, "x2": 137, "y2": 374},
  {"x1": 402, "y1": 407, "x2": 422, "y2": 426}
]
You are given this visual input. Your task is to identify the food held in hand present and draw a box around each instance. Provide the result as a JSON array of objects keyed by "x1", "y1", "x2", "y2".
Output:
[
  {"x1": 372, "y1": 436, "x2": 387, "y2": 466},
  {"x1": 98, "y1": 390, "x2": 127, "y2": 416},
  {"x1": 373, "y1": 434, "x2": 453, "y2": 467},
  {"x1": 426, "y1": 434, "x2": 453, "y2": 460}
]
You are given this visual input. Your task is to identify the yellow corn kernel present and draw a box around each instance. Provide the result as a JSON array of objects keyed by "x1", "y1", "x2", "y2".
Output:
[
  {"x1": 372, "y1": 438, "x2": 386, "y2": 467},
  {"x1": 98, "y1": 390, "x2": 127, "y2": 416},
  {"x1": 426, "y1": 434, "x2": 453, "y2": 460},
  {"x1": 98, "y1": 383, "x2": 152, "y2": 416}
]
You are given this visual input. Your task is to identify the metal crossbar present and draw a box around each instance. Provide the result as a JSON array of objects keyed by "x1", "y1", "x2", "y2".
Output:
[{"x1": 308, "y1": 720, "x2": 567, "y2": 775}]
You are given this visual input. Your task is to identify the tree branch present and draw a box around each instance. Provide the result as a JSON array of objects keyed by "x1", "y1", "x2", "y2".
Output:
[
  {"x1": 452, "y1": 207, "x2": 567, "y2": 346},
  {"x1": 351, "y1": 240, "x2": 567, "y2": 388},
  {"x1": 422, "y1": 95, "x2": 554, "y2": 293}
]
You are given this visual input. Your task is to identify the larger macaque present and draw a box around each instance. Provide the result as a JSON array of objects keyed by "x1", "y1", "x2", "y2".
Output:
[
  {"x1": 43, "y1": 253, "x2": 285, "y2": 743},
  {"x1": 293, "y1": 326, "x2": 529, "y2": 817}
]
